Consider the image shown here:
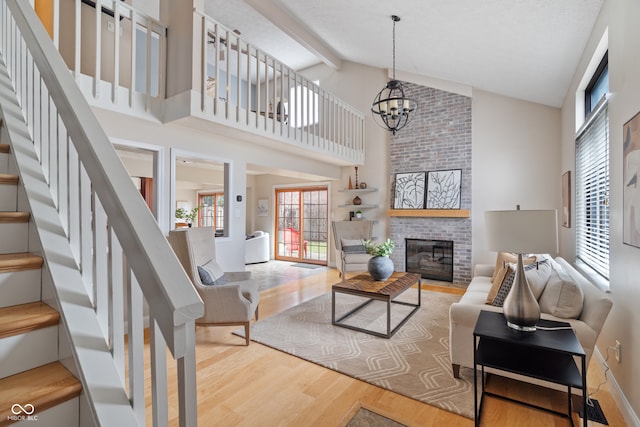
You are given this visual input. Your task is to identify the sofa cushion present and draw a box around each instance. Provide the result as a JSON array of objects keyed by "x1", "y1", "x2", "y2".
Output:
[
  {"x1": 491, "y1": 252, "x2": 536, "y2": 283},
  {"x1": 489, "y1": 264, "x2": 516, "y2": 306},
  {"x1": 488, "y1": 261, "x2": 542, "y2": 307},
  {"x1": 525, "y1": 258, "x2": 553, "y2": 300},
  {"x1": 197, "y1": 259, "x2": 228, "y2": 286},
  {"x1": 539, "y1": 266, "x2": 584, "y2": 318},
  {"x1": 487, "y1": 252, "x2": 536, "y2": 290},
  {"x1": 341, "y1": 238, "x2": 366, "y2": 254}
]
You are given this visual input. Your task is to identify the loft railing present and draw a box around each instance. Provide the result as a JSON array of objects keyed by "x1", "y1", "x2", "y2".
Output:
[
  {"x1": 194, "y1": 10, "x2": 365, "y2": 164},
  {"x1": 60, "y1": 0, "x2": 167, "y2": 115},
  {"x1": 0, "y1": 1, "x2": 203, "y2": 426}
]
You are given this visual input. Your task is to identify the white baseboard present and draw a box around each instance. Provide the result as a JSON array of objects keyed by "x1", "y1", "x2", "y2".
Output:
[{"x1": 593, "y1": 346, "x2": 640, "y2": 426}]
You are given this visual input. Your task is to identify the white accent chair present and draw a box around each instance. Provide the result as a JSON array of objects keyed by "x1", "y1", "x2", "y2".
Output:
[
  {"x1": 245, "y1": 231, "x2": 270, "y2": 264},
  {"x1": 331, "y1": 220, "x2": 373, "y2": 277},
  {"x1": 168, "y1": 227, "x2": 259, "y2": 345}
]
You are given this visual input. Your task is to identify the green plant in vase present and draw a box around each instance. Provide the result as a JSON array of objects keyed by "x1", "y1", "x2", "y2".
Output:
[
  {"x1": 176, "y1": 206, "x2": 200, "y2": 227},
  {"x1": 363, "y1": 238, "x2": 395, "y2": 280},
  {"x1": 363, "y1": 238, "x2": 394, "y2": 256}
]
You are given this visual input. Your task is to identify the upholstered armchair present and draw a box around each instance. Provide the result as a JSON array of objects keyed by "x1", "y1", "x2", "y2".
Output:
[
  {"x1": 168, "y1": 227, "x2": 260, "y2": 345},
  {"x1": 245, "y1": 230, "x2": 270, "y2": 264},
  {"x1": 331, "y1": 220, "x2": 373, "y2": 278}
]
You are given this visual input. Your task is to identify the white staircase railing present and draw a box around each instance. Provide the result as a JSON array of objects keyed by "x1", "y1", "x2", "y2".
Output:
[
  {"x1": 0, "y1": 1, "x2": 203, "y2": 426},
  {"x1": 194, "y1": 10, "x2": 365, "y2": 164}
]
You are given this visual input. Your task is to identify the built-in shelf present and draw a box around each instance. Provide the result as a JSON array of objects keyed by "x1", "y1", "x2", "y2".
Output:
[
  {"x1": 338, "y1": 188, "x2": 378, "y2": 193},
  {"x1": 387, "y1": 209, "x2": 471, "y2": 218},
  {"x1": 338, "y1": 204, "x2": 378, "y2": 209},
  {"x1": 338, "y1": 188, "x2": 379, "y2": 213}
]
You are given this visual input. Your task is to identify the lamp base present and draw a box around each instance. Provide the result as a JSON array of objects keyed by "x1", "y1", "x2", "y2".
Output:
[
  {"x1": 506, "y1": 321, "x2": 536, "y2": 332},
  {"x1": 502, "y1": 253, "x2": 540, "y2": 333}
]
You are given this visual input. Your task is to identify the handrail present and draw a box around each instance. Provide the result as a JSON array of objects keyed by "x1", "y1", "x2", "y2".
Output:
[{"x1": 1, "y1": 1, "x2": 203, "y2": 425}]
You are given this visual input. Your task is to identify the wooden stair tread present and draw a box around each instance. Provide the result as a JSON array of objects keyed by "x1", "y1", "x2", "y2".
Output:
[
  {"x1": 0, "y1": 144, "x2": 8, "y2": 154},
  {"x1": 0, "y1": 302, "x2": 60, "y2": 339},
  {"x1": 0, "y1": 362, "x2": 81, "y2": 426},
  {"x1": 0, "y1": 253, "x2": 43, "y2": 273},
  {"x1": 0, "y1": 212, "x2": 30, "y2": 223},
  {"x1": 0, "y1": 173, "x2": 18, "y2": 185}
]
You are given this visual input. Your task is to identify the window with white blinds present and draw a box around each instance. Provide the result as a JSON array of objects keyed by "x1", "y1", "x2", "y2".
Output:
[{"x1": 575, "y1": 102, "x2": 609, "y2": 279}]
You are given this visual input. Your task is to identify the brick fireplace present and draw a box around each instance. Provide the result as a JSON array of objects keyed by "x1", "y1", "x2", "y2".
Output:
[{"x1": 389, "y1": 82, "x2": 472, "y2": 284}]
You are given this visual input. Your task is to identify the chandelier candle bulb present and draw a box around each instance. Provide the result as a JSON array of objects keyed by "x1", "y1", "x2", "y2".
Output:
[{"x1": 380, "y1": 101, "x2": 387, "y2": 113}]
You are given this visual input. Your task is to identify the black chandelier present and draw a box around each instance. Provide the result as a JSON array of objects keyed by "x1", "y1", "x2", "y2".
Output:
[{"x1": 371, "y1": 15, "x2": 417, "y2": 135}]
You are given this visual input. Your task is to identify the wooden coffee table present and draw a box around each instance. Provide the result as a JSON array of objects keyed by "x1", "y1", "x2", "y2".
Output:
[{"x1": 331, "y1": 272, "x2": 421, "y2": 338}]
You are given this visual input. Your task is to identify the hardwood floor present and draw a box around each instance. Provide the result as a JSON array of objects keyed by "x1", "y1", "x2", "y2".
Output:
[{"x1": 148, "y1": 268, "x2": 625, "y2": 426}]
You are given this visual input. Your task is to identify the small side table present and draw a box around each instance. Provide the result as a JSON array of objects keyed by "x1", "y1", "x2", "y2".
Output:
[{"x1": 473, "y1": 310, "x2": 586, "y2": 427}]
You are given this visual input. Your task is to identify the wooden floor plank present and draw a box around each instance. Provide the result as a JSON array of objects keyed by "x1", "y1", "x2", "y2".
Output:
[{"x1": 141, "y1": 267, "x2": 625, "y2": 426}]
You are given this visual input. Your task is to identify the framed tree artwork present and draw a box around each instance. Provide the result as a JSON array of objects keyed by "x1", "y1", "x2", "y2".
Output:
[
  {"x1": 393, "y1": 172, "x2": 426, "y2": 209},
  {"x1": 426, "y1": 169, "x2": 462, "y2": 209}
]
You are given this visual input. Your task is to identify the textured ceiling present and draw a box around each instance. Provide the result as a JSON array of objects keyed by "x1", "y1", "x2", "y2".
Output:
[{"x1": 204, "y1": 0, "x2": 604, "y2": 108}]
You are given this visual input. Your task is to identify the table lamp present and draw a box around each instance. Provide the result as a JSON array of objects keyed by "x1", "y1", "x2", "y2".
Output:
[{"x1": 484, "y1": 207, "x2": 558, "y2": 331}]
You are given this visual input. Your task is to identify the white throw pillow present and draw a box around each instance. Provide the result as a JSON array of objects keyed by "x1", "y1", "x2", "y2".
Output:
[
  {"x1": 525, "y1": 259, "x2": 553, "y2": 300},
  {"x1": 539, "y1": 265, "x2": 584, "y2": 319},
  {"x1": 341, "y1": 238, "x2": 366, "y2": 254},
  {"x1": 197, "y1": 259, "x2": 227, "y2": 286}
]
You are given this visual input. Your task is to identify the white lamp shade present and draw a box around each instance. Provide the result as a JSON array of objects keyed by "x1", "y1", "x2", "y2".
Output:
[{"x1": 484, "y1": 209, "x2": 559, "y2": 255}]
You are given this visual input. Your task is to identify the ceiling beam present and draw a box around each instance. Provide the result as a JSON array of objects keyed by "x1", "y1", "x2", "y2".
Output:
[{"x1": 244, "y1": 0, "x2": 342, "y2": 70}]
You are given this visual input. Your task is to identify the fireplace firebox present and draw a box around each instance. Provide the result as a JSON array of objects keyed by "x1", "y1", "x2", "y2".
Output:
[{"x1": 405, "y1": 238, "x2": 454, "y2": 282}]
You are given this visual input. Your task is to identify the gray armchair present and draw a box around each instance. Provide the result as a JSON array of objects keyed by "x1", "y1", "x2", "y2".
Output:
[
  {"x1": 168, "y1": 227, "x2": 259, "y2": 345},
  {"x1": 331, "y1": 220, "x2": 373, "y2": 278}
]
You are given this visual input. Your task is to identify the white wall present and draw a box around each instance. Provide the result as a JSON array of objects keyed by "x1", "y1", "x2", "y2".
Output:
[
  {"x1": 472, "y1": 90, "x2": 561, "y2": 265},
  {"x1": 300, "y1": 61, "x2": 398, "y2": 244},
  {"x1": 560, "y1": 0, "x2": 640, "y2": 422}
]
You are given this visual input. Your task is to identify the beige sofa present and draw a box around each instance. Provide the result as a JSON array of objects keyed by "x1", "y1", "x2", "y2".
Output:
[{"x1": 449, "y1": 256, "x2": 612, "y2": 382}]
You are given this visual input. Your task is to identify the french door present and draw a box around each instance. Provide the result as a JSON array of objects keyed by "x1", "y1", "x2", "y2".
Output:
[{"x1": 275, "y1": 187, "x2": 328, "y2": 265}]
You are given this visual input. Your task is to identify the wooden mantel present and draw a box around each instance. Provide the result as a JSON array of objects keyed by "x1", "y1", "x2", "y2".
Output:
[{"x1": 387, "y1": 209, "x2": 471, "y2": 218}]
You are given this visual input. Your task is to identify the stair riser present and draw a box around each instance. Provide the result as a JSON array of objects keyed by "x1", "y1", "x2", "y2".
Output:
[
  {"x1": 0, "y1": 326, "x2": 58, "y2": 380},
  {"x1": 0, "y1": 223, "x2": 28, "y2": 254},
  {"x1": 0, "y1": 269, "x2": 41, "y2": 308},
  {"x1": 0, "y1": 183, "x2": 17, "y2": 211},
  {"x1": 10, "y1": 396, "x2": 79, "y2": 427},
  {"x1": 0, "y1": 152, "x2": 8, "y2": 175}
]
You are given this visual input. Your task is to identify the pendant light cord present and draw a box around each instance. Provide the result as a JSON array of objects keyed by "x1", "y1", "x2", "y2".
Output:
[{"x1": 392, "y1": 15, "x2": 397, "y2": 80}]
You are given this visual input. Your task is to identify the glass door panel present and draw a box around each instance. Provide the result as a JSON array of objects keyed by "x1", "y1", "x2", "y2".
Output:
[{"x1": 275, "y1": 187, "x2": 327, "y2": 264}]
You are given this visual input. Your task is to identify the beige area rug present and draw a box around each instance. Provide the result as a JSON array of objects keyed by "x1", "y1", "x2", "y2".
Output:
[{"x1": 241, "y1": 289, "x2": 475, "y2": 419}]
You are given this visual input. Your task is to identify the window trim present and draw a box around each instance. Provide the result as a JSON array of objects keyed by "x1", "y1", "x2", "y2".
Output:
[{"x1": 584, "y1": 51, "x2": 608, "y2": 117}]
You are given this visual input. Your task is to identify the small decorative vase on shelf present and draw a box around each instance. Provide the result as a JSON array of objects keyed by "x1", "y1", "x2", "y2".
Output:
[
  {"x1": 368, "y1": 256, "x2": 394, "y2": 281},
  {"x1": 348, "y1": 176, "x2": 353, "y2": 190},
  {"x1": 352, "y1": 196, "x2": 362, "y2": 205}
]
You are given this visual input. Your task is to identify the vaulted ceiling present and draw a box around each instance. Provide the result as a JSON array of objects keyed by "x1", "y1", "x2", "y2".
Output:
[{"x1": 204, "y1": 0, "x2": 604, "y2": 108}]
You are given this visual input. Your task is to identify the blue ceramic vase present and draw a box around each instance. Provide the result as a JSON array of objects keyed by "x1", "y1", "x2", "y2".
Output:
[{"x1": 368, "y1": 256, "x2": 393, "y2": 281}]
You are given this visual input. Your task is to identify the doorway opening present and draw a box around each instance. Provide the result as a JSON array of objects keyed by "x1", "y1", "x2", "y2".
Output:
[{"x1": 275, "y1": 187, "x2": 328, "y2": 265}]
